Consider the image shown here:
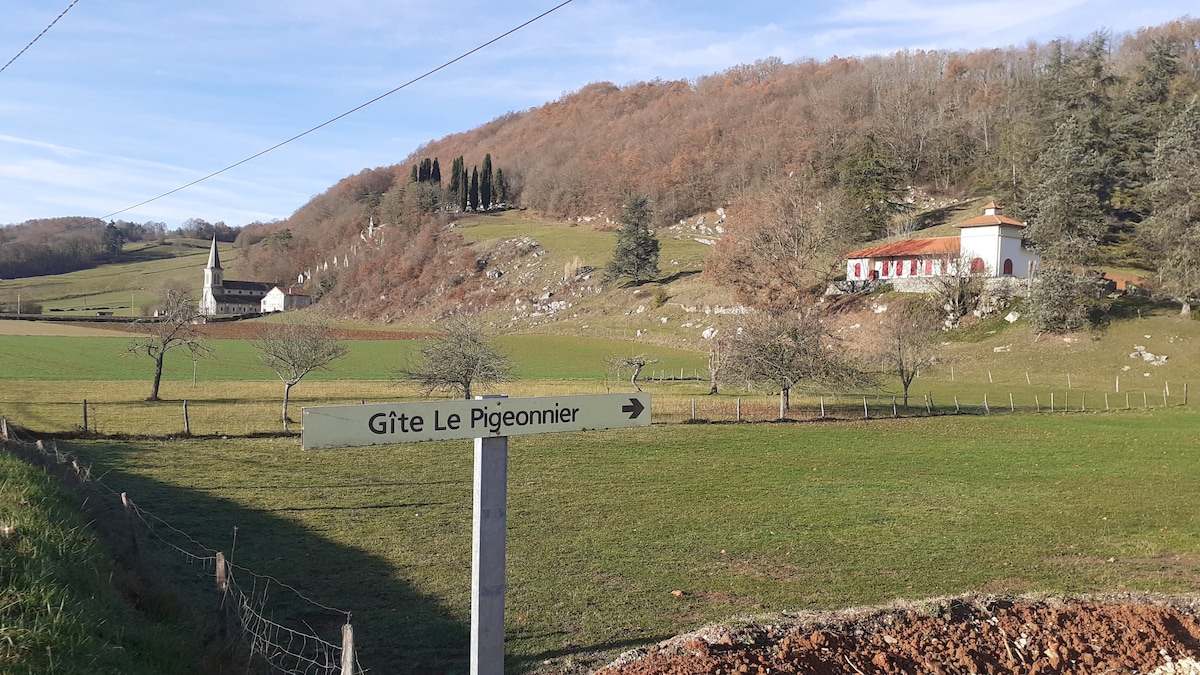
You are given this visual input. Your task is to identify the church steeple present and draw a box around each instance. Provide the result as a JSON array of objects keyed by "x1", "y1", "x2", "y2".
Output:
[{"x1": 204, "y1": 236, "x2": 224, "y2": 290}]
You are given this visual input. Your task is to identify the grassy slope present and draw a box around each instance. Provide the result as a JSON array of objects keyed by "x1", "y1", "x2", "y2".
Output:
[
  {"x1": 0, "y1": 239, "x2": 240, "y2": 316},
  {"x1": 0, "y1": 451, "x2": 204, "y2": 674}
]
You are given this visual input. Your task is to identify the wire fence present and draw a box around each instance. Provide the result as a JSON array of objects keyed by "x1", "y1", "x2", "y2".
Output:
[
  {"x1": 0, "y1": 417, "x2": 364, "y2": 675},
  {"x1": 651, "y1": 384, "x2": 1190, "y2": 424}
]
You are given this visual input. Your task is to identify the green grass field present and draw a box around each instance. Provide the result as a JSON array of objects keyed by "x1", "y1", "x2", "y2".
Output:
[{"x1": 42, "y1": 408, "x2": 1200, "y2": 673}]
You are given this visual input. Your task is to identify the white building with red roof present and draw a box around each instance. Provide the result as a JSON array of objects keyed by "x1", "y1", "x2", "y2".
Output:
[{"x1": 844, "y1": 203, "x2": 1039, "y2": 286}]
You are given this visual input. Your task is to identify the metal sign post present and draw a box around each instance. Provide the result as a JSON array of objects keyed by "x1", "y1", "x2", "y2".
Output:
[{"x1": 302, "y1": 393, "x2": 651, "y2": 674}]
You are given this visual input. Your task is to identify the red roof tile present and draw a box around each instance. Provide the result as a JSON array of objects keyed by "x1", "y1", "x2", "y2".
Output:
[
  {"x1": 845, "y1": 236, "x2": 960, "y2": 259},
  {"x1": 957, "y1": 212, "x2": 1025, "y2": 228}
]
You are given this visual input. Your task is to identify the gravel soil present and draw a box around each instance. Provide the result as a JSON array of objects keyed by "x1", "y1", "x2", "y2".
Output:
[{"x1": 596, "y1": 595, "x2": 1200, "y2": 675}]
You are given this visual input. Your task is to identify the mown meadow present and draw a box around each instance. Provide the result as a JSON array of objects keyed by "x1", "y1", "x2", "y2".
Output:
[{"x1": 2, "y1": 314, "x2": 1198, "y2": 672}]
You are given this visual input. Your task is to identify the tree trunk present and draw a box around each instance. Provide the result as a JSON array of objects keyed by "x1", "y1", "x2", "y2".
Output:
[
  {"x1": 631, "y1": 365, "x2": 644, "y2": 392},
  {"x1": 782, "y1": 386, "x2": 790, "y2": 410},
  {"x1": 1182, "y1": 301, "x2": 1192, "y2": 317},
  {"x1": 149, "y1": 354, "x2": 164, "y2": 401},
  {"x1": 282, "y1": 382, "x2": 292, "y2": 432}
]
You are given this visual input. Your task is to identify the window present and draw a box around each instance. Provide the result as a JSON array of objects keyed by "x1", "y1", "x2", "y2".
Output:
[
  {"x1": 925, "y1": 260, "x2": 933, "y2": 275},
  {"x1": 854, "y1": 262, "x2": 862, "y2": 278},
  {"x1": 1003, "y1": 258, "x2": 1013, "y2": 275},
  {"x1": 881, "y1": 261, "x2": 890, "y2": 276},
  {"x1": 909, "y1": 260, "x2": 917, "y2": 275}
]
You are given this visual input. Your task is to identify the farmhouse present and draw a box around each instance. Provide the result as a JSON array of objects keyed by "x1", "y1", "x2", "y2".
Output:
[
  {"x1": 843, "y1": 203, "x2": 1040, "y2": 290},
  {"x1": 199, "y1": 237, "x2": 311, "y2": 315}
]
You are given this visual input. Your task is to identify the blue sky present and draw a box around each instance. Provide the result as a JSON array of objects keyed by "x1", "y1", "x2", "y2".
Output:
[{"x1": 0, "y1": 0, "x2": 1193, "y2": 226}]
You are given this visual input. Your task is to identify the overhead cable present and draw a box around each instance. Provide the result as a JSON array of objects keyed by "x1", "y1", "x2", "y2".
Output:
[
  {"x1": 0, "y1": 0, "x2": 83, "y2": 76},
  {"x1": 101, "y1": 0, "x2": 576, "y2": 220}
]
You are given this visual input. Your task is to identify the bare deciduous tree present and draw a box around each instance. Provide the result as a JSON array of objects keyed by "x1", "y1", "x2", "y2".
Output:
[
  {"x1": 251, "y1": 316, "x2": 349, "y2": 432},
  {"x1": 606, "y1": 354, "x2": 659, "y2": 392},
  {"x1": 875, "y1": 300, "x2": 941, "y2": 407},
  {"x1": 126, "y1": 289, "x2": 210, "y2": 401},
  {"x1": 721, "y1": 310, "x2": 865, "y2": 409},
  {"x1": 396, "y1": 319, "x2": 513, "y2": 399},
  {"x1": 923, "y1": 255, "x2": 987, "y2": 327}
]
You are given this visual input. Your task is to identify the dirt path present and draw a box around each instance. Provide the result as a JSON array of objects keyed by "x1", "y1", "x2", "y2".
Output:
[{"x1": 597, "y1": 594, "x2": 1200, "y2": 674}]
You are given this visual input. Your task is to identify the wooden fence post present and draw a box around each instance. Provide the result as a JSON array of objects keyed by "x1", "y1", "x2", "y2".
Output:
[
  {"x1": 1105, "y1": 393, "x2": 1109, "y2": 411},
  {"x1": 892, "y1": 396, "x2": 897, "y2": 417},
  {"x1": 1009, "y1": 393, "x2": 1014, "y2": 413},
  {"x1": 1035, "y1": 395, "x2": 1041, "y2": 412},
  {"x1": 1126, "y1": 392, "x2": 1130, "y2": 410},
  {"x1": 954, "y1": 396, "x2": 960, "y2": 414},
  {"x1": 736, "y1": 397, "x2": 741, "y2": 422},
  {"x1": 1115, "y1": 375, "x2": 1120, "y2": 393},
  {"x1": 951, "y1": 366, "x2": 955, "y2": 381},
  {"x1": 983, "y1": 394, "x2": 990, "y2": 414},
  {"x1": 1067, "y1": 373, "x2": 1072, "y2": 389},
  {"x1": 863, "y1": 396, "x2": 869, "y2": 419},
  {"x1": 1025, "y1": 371, "x2": 1031, "y2": 385},
  {"x1": 988, "y1": 370, "x2": 993, "y2": 384},
  {"x1": 183, "y1": 400, "x2": 191, "y2": 436},
  {"x1": 1144, "y1": 391, "x2": 1148, "y2": 409},
  {"x1": 0, "y1": 416, "x2": 8, "y2": 441},
  {"x1": 1051, "y1": 392, "x2": 1055, "y2": 412},
  {"x1": 82, "y1": 399, "x2": 88, "y2": 432},
  {"x1": 216, "y1": 552, "x2": 229, "y2": 641},
  {"x1": 120, "y1": 492, "x2": 139, "y2": 558},
  {"x1": 690, "y1": 398, "x2": 695, "y2": 421},
  {"x1": 341, "y1": 623, "x2": 356, "y2": 675},
  {"x1": 1080, "y1": 393, "x2": 1086, "y2": 412},
  {"x1": 819, "y1": 396, "x2": 825, "y2": 418},
  {"x1": 1186, "y1": 383, "x2": 1189, "y2": 405}
]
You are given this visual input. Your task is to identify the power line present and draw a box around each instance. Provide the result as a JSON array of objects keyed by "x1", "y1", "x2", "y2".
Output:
[
  {"x1": 101, "y1": 0, "x2": 576, "y2": 220},
  {"x1": 0, "y1": 0, "x2": 83, "y2": 76}
]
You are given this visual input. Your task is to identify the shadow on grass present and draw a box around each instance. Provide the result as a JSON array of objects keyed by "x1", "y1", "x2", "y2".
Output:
[{"x1": 62, "y1": 438, "x2": 472, "y2": 674}]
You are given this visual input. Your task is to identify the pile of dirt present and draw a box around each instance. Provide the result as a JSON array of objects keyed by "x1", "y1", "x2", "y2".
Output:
[{"x1": 596, "y1": 595, "x2": 1200, "y2": 674}]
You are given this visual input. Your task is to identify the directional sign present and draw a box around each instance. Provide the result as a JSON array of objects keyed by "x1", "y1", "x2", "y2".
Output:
[{"x1": 301, "y1": 393, "x2": 651, "y2": 450}]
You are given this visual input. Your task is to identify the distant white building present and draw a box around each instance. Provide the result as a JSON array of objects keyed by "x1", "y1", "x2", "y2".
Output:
[
  {"x1": 200, "y1": 237, "x2": 300, "y2": 316},
  {"x1": 260, "y1": 286, "x2": 312, "y2": 313},
  {"x1": 844, "y1": 203, "x2": 1040, "y2": 286}
]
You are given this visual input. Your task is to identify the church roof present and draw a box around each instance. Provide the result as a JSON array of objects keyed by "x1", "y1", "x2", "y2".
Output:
[
  {"x1": 209, "y1": 294, "x2": 260, "y2": 306},
  {"x1": 224, "y1": 280, "x2": 274, "y2": 292},
  {"x1": 206, "y1": 236, "x2": 222, "y2": 269}
]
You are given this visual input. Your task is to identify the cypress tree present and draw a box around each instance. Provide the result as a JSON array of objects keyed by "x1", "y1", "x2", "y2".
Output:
[
  {"x1": 448, "y1": 157, "x2": 463, "y2": 207},
  {"x1": 459, "y1": 166, "x2": 469, "y2": 211},
  {"x1": 481, "y1": 154, "x2": 493, "y2": 210},
  {"x1": 431, "y1": 158, "x2": 442, "y2": 185},
  {"x1": 494, "y1": 168, "x2": 507, "y2": 204},
  {"x1": 409, "y1": 164, "x2": 418, "y2": 183},
  {"x1": 469, "y1": 167, "x2": 480, "y2": 211},
  {"x1": 419, "y1": 158, "x2": 432, "y2": 183}
]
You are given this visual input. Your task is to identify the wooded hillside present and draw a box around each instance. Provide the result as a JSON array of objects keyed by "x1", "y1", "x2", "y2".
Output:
[{"x1": 78, "y1": 20, "x2": 1200, "y2": 319}]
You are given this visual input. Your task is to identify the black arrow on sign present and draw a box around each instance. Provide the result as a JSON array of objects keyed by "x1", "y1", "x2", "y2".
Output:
[{"x1": 621, "y1": 397, "x2": 645, "y2": 419}]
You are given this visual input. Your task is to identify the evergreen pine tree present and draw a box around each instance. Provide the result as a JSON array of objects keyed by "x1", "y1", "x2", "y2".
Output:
[
  {"x1": 604, "y1": 194, "x2": 660, "y2": 285},
  {"x1": 409, "y1": 164, "x2": 418, "y2": 183},
  {"x1": 1025, "y1": 116, "x2": 1110, "y2": 267},
  {"x1": 1143, "y1": 98, "x2": 1200, "y2": 315}
]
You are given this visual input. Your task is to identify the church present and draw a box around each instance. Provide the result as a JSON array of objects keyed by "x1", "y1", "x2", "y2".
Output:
[{"x1": 199, "y1": 237, "x2": 311, "y2": 316}]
